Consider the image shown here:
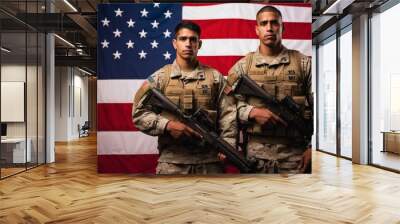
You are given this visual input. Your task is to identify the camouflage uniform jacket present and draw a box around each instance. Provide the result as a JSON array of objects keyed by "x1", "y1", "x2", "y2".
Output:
[
  {"x1": 227, "y1": 46, "x2": 313, "y2": 145},
  {"x1": 133, "y1": 60, "x2": 237, "y2": 164}
]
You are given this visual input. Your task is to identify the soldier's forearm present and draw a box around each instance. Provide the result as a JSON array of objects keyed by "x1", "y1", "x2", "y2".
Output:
[
  {"x1": 237, "y1": 103, "x2": 254, "y2": 123},
  {"x1": 218, "y1": 93, "x2": 238, "y2": 148},
  {"x1": 133, "y1": 109, "x2": 169, "y2": 136}
]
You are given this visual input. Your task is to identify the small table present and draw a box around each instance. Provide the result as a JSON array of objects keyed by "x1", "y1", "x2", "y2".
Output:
[{"x1": 381, "y1": 131, "x2": 400, "y2": 154}]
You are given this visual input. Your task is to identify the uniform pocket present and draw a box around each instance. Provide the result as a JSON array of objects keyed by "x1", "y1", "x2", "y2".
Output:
[
  {"x1": 261, "y1": 83, "x2": 276, "y2": 97},
  {"x1": 196, "y1": 96, "x2": 212, "y2": 109},
  {"x1": 250, "y1": 72, "x2": 267, "y2": 82},
  {"x1": 167, "y1": 95, "x2": 180, "y2": 107},
  {"x1": 292, "y1": 96, "x2": 305, "y2": 105},
  {"x1": 183, "y1": 89, "x2": 193, "y2": 112},
  {"x1": 277, "y1": 82, "x2": 297, "y2": 100},
  {"x1": 165, "y1": 88, "x2": 182, "y2": 95}
]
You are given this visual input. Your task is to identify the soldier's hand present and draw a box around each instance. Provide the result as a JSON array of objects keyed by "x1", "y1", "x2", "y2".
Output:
[
  {"x1": 298, "y1": 147, "x2": 312, "y2": 173},
  {"x1": 166, "y1": 120, "x2": 202, "y2": 139},
  {"x1": 217, "y1": 153, "x2": 226, "y2": 161},
  {"x1": 249, "y1": 107, "x2": 287, "y2": 126}
]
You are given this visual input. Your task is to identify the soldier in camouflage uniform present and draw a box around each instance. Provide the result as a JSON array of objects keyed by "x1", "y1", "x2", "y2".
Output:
[
  {"x1": 132, "y1": 21, "x2": 237, "y2": 174},
  {"x1": 226, "y1": 6, "x2": 313, "y2": 173}
]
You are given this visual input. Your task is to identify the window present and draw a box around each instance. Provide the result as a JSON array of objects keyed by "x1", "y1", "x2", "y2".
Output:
[
  {"x1": 339, "y1": 27, "x2": 352, "y2": 158},
  {"x1": 317, "y1": 35, "x2": 337, "y2": 154},
  {"x1": 370, "y1": 2, "x2": 400, "y2": 171}
]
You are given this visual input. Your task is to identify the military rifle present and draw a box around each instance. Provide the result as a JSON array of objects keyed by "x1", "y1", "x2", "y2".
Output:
[
  {"x1": 143, "y1": 87, "x2": 256, "y2": 173},
  {"x1": 234, "y1": 75, "x2": 313, "y2": 142}
]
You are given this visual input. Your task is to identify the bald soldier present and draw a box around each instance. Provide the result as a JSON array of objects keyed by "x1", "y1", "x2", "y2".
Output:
[
  {"x1": 132, "y1": 21, "x2": 237, "y2": 174},
  {"x1": 227, "y1": 6, "x2": 313, "y2": 173}
]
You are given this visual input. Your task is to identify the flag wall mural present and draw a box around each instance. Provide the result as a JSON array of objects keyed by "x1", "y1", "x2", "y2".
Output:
[{"x1": 97, "y1": 3, "x2": 312, "y2": 174}]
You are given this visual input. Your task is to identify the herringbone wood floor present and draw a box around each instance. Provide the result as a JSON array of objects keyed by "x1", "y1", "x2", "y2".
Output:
[{"x1": 1, "y1": 134, "x2": 400, "y2": 224}]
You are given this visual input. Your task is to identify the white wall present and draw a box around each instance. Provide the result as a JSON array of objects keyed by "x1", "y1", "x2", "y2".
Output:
[
  {"x1": 1, "y1": 64, "x2": 26, "y2": 81},
  {"x1": 73, "y1": 73, "x2": 89, "y2": 137},
  {"x1": 55, "y1": 66, "x2": 70, "y2": 141},
  {"x1": 55, "y1": 67, "x2": 89, "y2": 141}
]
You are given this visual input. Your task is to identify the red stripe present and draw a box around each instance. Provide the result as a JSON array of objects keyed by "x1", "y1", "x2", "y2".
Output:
[
  {"x1": 98, "y1": 103, "x2": 137, "y2": 131},
  {"x1": 183, "y1": 3, "x2": 311, "y2": 7},
  {"x1": 198, "y1": 56, "x2": 244, "y2": 76},
  {"x1": 98, "y1": 154, "x2": 240, "y2": 174},
  {"x1": 98, "y1": 154, "x2": 158, "y2": 173},
  {"x1": 225, "y1": 164, "x2": 240, "y2": 173},
  {"x1": 282, "y1": 22, "x2": 311, "y2": 39},
  {"x1": 194, "y1": 20, "x2": 311, "y2": 40}
]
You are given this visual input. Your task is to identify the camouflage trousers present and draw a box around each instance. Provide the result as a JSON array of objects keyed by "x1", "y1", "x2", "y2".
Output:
[
  {"x1": 247, "y1": 139, "x2": 305, "y2": 174},
  {"x1": 156, "y1": 162, "x2": 224, "y2": 175}
]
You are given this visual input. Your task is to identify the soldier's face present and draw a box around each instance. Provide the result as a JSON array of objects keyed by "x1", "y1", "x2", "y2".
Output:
[
  {"x1": 255, "y1": 11, "x2": 283, "y2": 48},
  {"x1": 173, "y1": 28, "x2": 202, "y2": 61}
]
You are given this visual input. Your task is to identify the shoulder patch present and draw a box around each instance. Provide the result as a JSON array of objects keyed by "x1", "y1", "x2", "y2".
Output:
[
  {"x1": 149, "y1": 64, "x2": 173, "y2": 90},
  {"x1": 147, "y1": 73, "x2": 156, "y2": 84},
  {"x1": 133, "y1": 81, "x2": 151, "y2": 107}
]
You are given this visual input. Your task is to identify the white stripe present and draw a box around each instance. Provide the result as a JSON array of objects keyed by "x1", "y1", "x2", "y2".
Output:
[
  {"x1": 183, "y1": 3, "x2": 311, "y2": 23},
  {"x1": 97, "y1": 131, "x2": 158, "y2": 155},
  {"x1": 283, "y1": 40, "x2": 312, "y2": 57},
  {"x1": 198, "y1": 39, "x2": 312, "y2": 57},
  {"x1": 97, "y1": 79, "x2": 145, "y2": 103}
]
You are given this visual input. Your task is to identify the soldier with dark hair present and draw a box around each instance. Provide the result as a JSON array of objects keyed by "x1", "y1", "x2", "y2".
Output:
[
  {"x1": 132, "y1": 21, "x2": 237, "y2": 174},
  {"x1": 227, "y1": 6, "x2": 313, "y2": 173}
]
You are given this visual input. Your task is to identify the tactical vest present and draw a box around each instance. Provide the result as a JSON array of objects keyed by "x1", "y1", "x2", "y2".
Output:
[
  {"x1": 244, "y1": 50, "x2": 310, "y2": 141},
  {"x1": 157, "y1": 64, "x2": 219, "y2": 156},
  {"x1": 159, "y1": 64, "x2": 218, "y2": 122}
]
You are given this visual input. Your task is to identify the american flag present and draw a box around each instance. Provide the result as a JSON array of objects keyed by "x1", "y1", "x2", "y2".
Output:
[{"x1": 97, "y1": 3, "x2": 312, "y2": 173}]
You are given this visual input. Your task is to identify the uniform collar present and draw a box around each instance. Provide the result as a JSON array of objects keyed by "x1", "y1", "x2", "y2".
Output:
[
  {"x1": 254, "y1": 45, "x2": 290, "y2": 66},
  {"x1": 170, "y1": 60, "x2": 206, "y2": 80}
]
